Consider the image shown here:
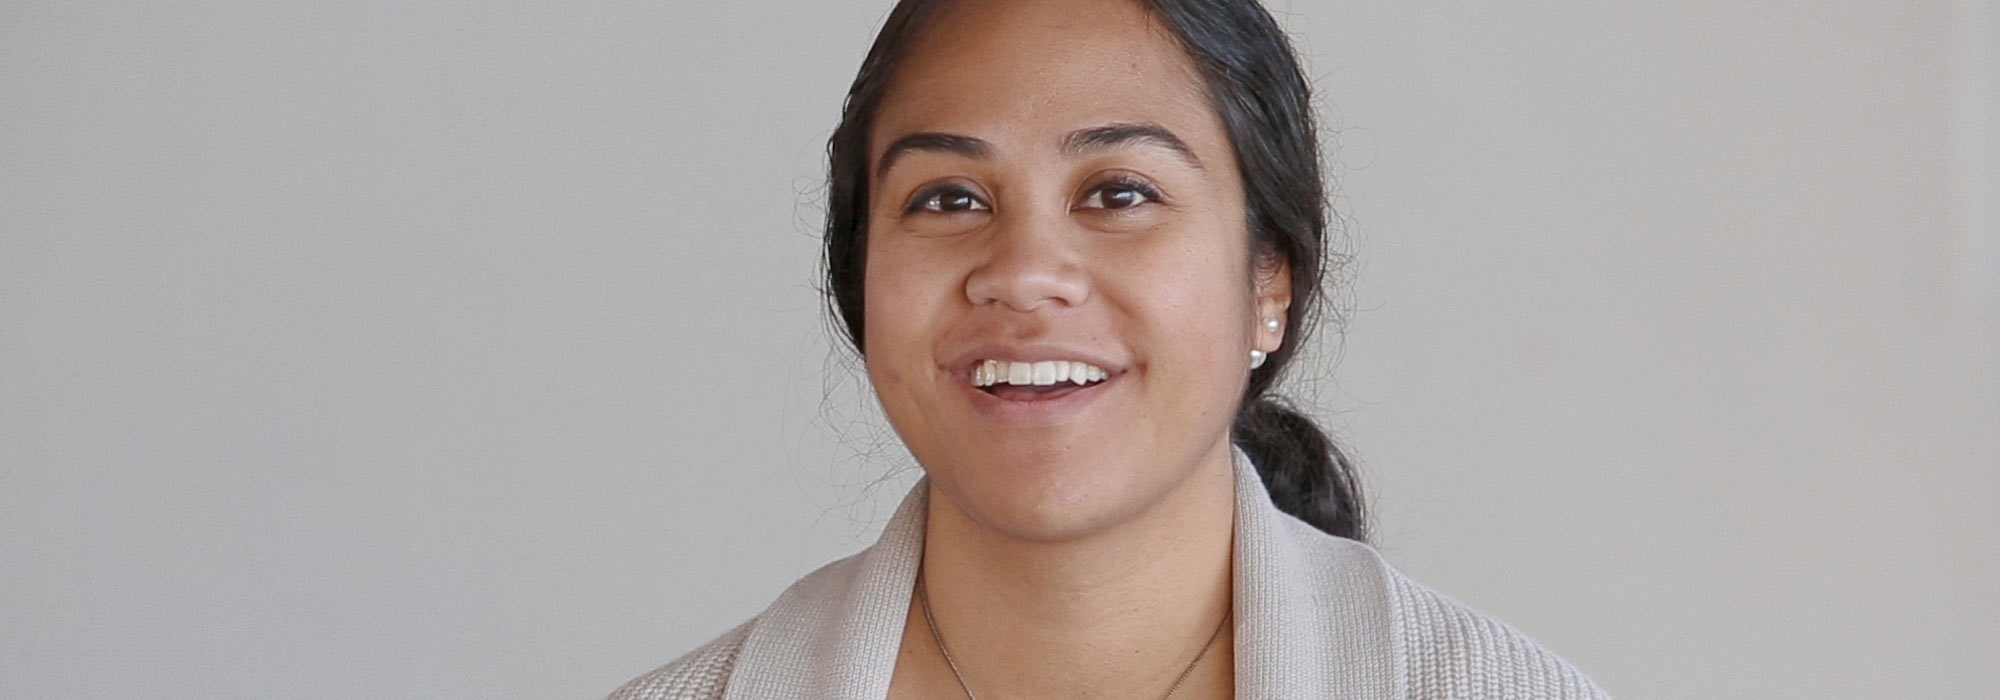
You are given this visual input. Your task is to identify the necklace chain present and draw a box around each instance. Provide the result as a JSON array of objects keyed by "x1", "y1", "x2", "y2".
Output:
[{"x1": 917, "y1": 573, "x2": 1231, "y2": 700}]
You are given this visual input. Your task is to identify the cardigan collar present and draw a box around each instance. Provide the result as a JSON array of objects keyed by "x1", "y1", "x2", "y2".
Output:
[{"x1": 722, "y1": 447, "x2": 1399, "y2": 698}]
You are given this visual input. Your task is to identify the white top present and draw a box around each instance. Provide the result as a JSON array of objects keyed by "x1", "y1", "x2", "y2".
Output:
[{"x1": 611, "y1": 449, "x2": 1611, "y2": 699}]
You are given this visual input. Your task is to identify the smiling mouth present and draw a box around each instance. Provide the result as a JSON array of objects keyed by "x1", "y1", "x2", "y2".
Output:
[{"x1": 970, "y1": 359, "x2": 1112, "y2": 401}]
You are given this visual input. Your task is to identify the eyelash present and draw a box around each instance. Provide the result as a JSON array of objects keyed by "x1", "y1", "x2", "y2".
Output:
[
  {"x1": 901, "y1": 177, "x2": 1164, "y2": 215},
  {"x1": 904, "y1": 184, "x2": 987, "y2": 215},
  {"x1": 1080, "y1": 176, "x2": 1163, "y2": 211}
]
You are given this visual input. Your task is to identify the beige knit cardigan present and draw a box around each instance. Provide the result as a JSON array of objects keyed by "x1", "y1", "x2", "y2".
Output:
[{"x1": 611, "y1": 449, "x2": 1611, "y2": 699}]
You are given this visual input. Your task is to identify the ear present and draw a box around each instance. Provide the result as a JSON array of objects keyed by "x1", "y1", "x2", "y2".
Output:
[{"x1": 1252, "y1": 250, "x2": 1293, "y2": 352}]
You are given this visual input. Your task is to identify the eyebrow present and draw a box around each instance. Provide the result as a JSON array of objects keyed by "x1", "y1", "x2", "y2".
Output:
[
  {"x1": 873, "y1": 122, "x2": 1205, "y2": 181},
  {"x1": 875, "y1": 132, "x2": 992, "y2": 181},
  {"x1": 1062, "y1": 122, "x2": 1205, "y2": 172}
]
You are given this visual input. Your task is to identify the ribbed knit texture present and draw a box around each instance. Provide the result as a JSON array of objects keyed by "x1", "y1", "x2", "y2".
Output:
[
  {"x1": 608, "y1": 621, "x2": 747, "y2": 700},
  {"x1": 1388, "y1": 575, "x2": 1608, "y2": 699},
  {"x1": 610, "y1": 449, "x2": 1610, "y2": 699}
]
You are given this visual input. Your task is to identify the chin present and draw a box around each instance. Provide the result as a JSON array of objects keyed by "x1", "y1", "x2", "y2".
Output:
[{"x1": 923, "y1": 442, "x2": 1164, "y2": 543}]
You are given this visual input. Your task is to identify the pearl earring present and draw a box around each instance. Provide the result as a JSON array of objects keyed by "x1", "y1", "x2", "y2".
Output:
[
  {"x1": 1264, "y1": 317, "x2": 1281, "y2": 333},
  {"x1": 1250, "y1": 349, "x2": 1268, "y2": 369}
]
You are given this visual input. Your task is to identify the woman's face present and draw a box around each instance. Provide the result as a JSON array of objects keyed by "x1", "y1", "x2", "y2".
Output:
[{"x1": 863, "y1": 0, "x2": 1288, "y2": 541}]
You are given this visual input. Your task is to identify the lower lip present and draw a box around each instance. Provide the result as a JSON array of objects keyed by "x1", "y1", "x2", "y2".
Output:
[{"x1": 954, "y1": 373, "x2": 1121, "y2": 426}]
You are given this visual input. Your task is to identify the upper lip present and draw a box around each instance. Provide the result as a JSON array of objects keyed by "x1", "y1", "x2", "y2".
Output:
[{"x1": 944, "y1": 342, "x2": 1129, "y2": 376}]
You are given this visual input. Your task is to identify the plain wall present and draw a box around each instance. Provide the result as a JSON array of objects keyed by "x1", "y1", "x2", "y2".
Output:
[{"x1": 3, "y1": 1, "x2": 1995, "y2": 698}]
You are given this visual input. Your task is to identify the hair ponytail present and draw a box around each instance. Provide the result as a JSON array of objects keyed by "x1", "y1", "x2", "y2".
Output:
[
  {"x1": 1233, "y1": 397, "x2": 1367, "y2": 541},
  {"x1": 1142, "y1": 0, "x2": 1368, "y2": 540}
]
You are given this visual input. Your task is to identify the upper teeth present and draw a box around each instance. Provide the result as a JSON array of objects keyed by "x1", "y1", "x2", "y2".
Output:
[{"x1": 972, "y1": 360, "x2": 1109, "y2": 387}]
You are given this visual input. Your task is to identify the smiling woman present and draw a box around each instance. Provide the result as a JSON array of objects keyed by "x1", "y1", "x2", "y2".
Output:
[{"x1": 612, "y1": 1, "x2": 1607, "y2": 698}]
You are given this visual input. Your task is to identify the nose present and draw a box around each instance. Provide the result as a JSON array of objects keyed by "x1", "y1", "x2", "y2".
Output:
[{"x1": 963, "y1": 207, "x2": 1090, "y2": 312}]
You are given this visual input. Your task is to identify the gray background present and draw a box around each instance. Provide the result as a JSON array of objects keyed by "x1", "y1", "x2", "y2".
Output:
[{"x1": 4, "y1": 1, "x2": 1997, "y2": 698}]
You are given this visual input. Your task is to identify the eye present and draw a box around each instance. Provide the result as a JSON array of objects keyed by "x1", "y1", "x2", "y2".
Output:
[
  {"x1": 905, "y1": 184, "x2": 990, "y2": 214},
  {"x1": 1077, "y1": 177, "x2": 1163, "y2": 211}
]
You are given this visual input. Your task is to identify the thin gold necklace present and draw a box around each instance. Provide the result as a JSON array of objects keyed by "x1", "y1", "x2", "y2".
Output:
[{"x1": 917, "y1": 573, "x2": 1232, "y2": 700}]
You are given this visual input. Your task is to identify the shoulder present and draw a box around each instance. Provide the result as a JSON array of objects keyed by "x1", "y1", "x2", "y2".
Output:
[
  {"x1": 1377, "y1": 558, "x2": 1612, "y2": 699},
  {"x1": 603, "y1": 549, "x2": 879, "y2": 700},
  {"x1": 606, "y1": 619, "x2": 755, "y2": 700},
  {"x1": 1266, "y1": 517, "x2": 1610, "y2": 698}
]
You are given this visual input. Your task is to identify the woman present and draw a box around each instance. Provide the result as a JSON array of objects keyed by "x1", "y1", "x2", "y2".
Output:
[{"x1": 617, "y1": 0, "x2": 1609, "y2": 697}]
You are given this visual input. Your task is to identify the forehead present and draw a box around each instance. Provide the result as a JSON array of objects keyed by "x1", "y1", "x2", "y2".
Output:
[{"x1": 870, "y1": 0, "x2": 1225, "y2": 163}]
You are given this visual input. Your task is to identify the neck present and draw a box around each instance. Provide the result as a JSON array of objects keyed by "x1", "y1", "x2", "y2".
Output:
[{"x1": 913, "y1": 441, "x2": 1238, "y2": 698}]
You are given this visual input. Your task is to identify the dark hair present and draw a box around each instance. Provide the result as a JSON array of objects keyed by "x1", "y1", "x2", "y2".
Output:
[{"x1": 822, "y1": 0, "x2": 1367, "y2": 541}]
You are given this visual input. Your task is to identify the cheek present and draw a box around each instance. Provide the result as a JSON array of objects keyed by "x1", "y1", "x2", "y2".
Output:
[
  {"x1": 862, "y1": 235, "x2": 955, "y2": 382},
  {"x1": 1113, "y1": 236, "x2": 1252, "y2": 363},
  {"x1": 1114, "y1": 242, "x2": 1252, "y2": 445}
]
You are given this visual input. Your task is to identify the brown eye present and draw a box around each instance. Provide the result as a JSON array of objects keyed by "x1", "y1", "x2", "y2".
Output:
[
  {"x1": 907, "y1": 185, "x2": 990, "y2": 214},
  {"x1": 1078, "y1": 178, "x2": 1162, "y2": 211}
]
